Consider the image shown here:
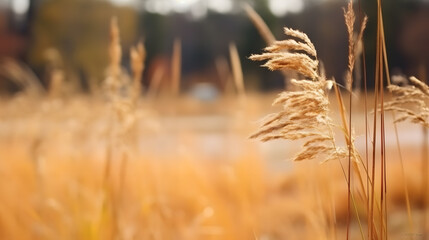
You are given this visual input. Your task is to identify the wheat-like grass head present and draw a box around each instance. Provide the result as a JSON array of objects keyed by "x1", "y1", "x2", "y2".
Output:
[{"x1": 250, "y1": 28, "x2": 348, "y2": 162}]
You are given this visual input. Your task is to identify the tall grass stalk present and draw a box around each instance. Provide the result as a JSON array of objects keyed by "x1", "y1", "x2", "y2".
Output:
[
  {"x1": 371, "y1": 0, "x2": 415, "y2": 236},
  {"x1": 171, "y1": 38, "x2": 182, "y2": 96},
  {"x1": 103, "y1": 16, "x2": 122, "y2": 188},
  {"x1": 374, "y1": 0, "x2": 421, "y2": 237},
  {"x1": 370, "y1": 0, "x2": 389, "y2": 237},
  {"x1": 419, "y1": 63, "x2": 428, "y2": 239},
  {"x1": 333, "y1": 83, "x2": 366, "y2": 240},
  {"x1": 130, "y1": 41, "x2": 146, "y2": 103},
  {"x1": 229, "y1": 43, "x2": 246, "y2": 101},
  {"x1": 342, "y1": 2, "x2": 370, "y2": 237},
  {"x1": 344, "y1": 3, "x2": 355, "y2": 238},
  {"x1": 384, "y1": 74, "x2": 429, "y2": 238},
  {"x1": 243, "y1": 3, "x2": 275, "y2": 46},
  {"x1": 356, "y1": 0, "x2": 372, "y2": 236},
  {"x1": 101, "y1": 17, "x2": 124, "y2": 239},
  {"x1": 423, "y1": 125, "x2": 428, "y2": 239}
]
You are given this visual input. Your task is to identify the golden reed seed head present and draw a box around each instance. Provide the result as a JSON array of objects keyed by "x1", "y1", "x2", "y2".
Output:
[
  {"x1": 343, "y1": 0, "x2": 367, "y2": 91},
  {"x1": 265, "y1": 39, "x2": 317, "y2": 58},
  {"x1": 384, "y1": 76, "x2": 429, "y2": 128},
  {"x1": 249, "y1": 25, "x2": 359, "y2": 163},
  {"x1": 283, "y1": 28, "x2": 316, "y2": 56},
  {"x1": 249, "y1": 77, "x2": 344, "y2": 162},
  {"x1": 250, "y1": 28, "x2": 319, "y2": 80}
]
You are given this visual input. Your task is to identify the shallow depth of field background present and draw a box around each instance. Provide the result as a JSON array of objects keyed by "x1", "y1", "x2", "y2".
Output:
[{"x1": 0, "y1": 0, "x2": 429, "y2": 239}]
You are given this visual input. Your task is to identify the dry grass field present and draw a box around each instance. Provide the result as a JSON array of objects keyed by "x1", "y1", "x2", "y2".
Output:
[
  {"x1": 0, "y1": 92, "x2": 427, "y2": 240},
  {"x1": 0, "y1": 1, "x2": 428, "y2": 239}
]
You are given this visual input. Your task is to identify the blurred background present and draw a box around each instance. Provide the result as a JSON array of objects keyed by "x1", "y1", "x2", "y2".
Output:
[
  {"x1": 0, "y1": 1, "x2": 429, "y2": 239},
  {"x1": 0, "y1": 0, "x2": 428, "y2": 96}
]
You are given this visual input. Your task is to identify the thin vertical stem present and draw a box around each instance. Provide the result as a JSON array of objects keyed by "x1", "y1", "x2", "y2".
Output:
[
  {"x1": 370, "y1": 7, "x2": 381, "y2": 236},
  {"x1": 347, "y1": 86, "x2": 353, "y2": 240},
  {"x1": 379, "y1": 44, "x2": 386, "y2": 239},
  {"x1": 229, "y1": 43, "x2": 246, "y2": 100},
  {"x1": 378, "y1": 1, "x2": 388, "y2": 237},
  {"x1": 357, "y1": 0, "x2": 371, "y2": 236},
  {"x1": 393, "y1": 120, "x2": 414, "y2": 232},
  {"x1": 423, "y1": 127, "x2": 428, "y2": 239},
  {"x1": 419, "y1": 63, "x2": 428, "y2": 240}
]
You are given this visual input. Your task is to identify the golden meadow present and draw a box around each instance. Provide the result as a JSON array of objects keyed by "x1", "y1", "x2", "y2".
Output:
[{"x1": 0, "y1": 1, "x2": 428, "y2": 239}]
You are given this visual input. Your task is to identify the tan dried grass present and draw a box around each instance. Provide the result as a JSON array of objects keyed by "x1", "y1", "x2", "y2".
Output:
[
  {"x1": 385, "y1": 76, "x2": 429, "y2": 128},
  {"x1": 229, "y1": 43, "x2": 246, "y2": 100},
  {"x1": 250, "y1": 28, "x2": 319, "y2": 80},
  {"x1": 243, "y1": 3, "x2": 276, "y2": 46},
  {"x1": 250, "y1": 27, "x2": 353, "y2": 163},
  {"x1": 171, "y1": 38, "x2": 182, "y2": 96}
]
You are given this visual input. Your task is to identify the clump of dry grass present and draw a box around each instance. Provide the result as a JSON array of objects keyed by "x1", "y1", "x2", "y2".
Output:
[
  {"x1": 250, "y1": 7, "x2": 375, "y2": 237},
  {"x1": 250, "y1": 28, "x2": 318, "y2": 80},
  {"x1": 384, "y1": 76, "x2": 429, "y2": 127},
  {"x1": 385, "y1": 76, "x2": 429, "y2": 233},
  {"x1": 250, "y1": 28, "x2": 356, "y2": 163},
  {"x1": 249, "y1": 79, "x2": 346, "y2": 162},
  {"x1": 104, "y1": 17, "x2": 143, "y2": 137}
]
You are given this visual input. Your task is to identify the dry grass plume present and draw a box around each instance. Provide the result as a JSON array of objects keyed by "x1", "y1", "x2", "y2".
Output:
[{"x1": 250, "y1": 27, "x2": 356, "y2": 163}]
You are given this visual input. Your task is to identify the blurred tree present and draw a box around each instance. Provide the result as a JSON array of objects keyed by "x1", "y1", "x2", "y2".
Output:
[{"x1": 28, "y1": 0, "x2": 138, "y2": 88}]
